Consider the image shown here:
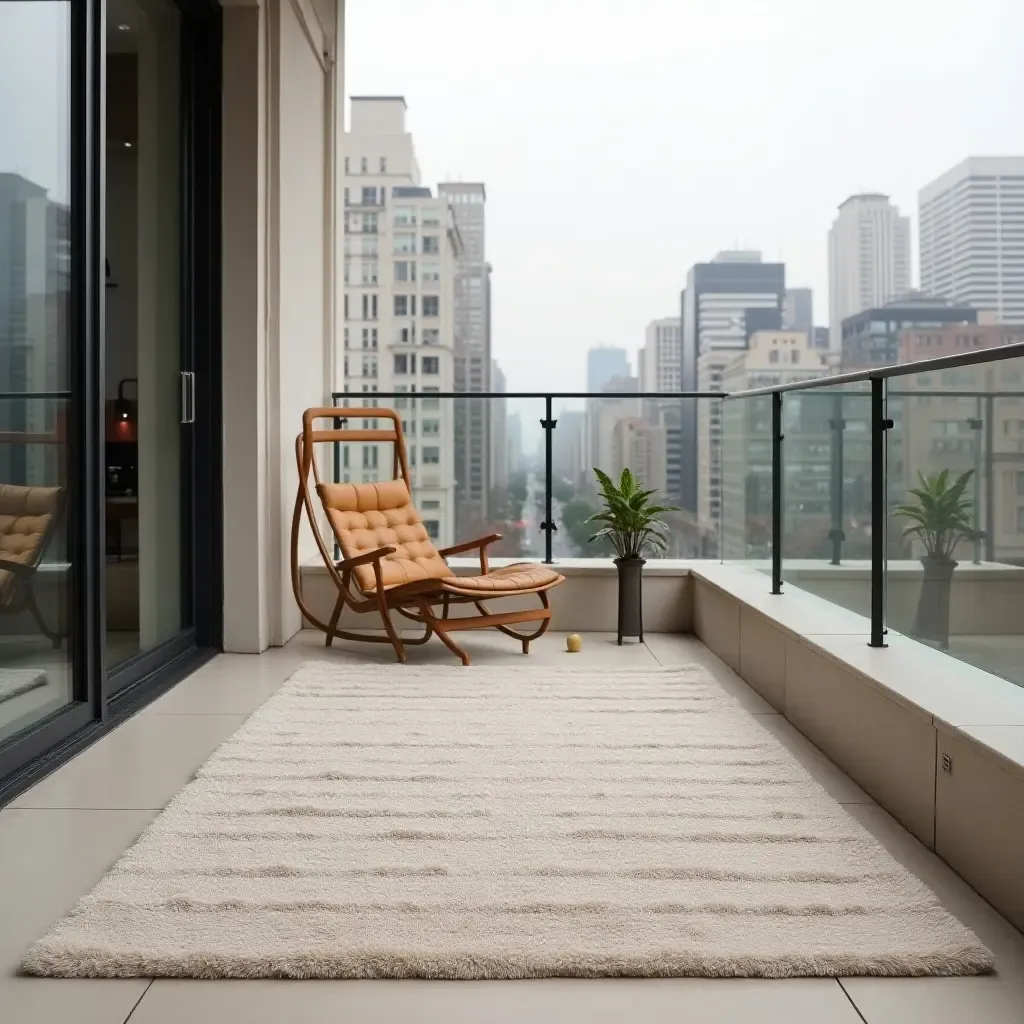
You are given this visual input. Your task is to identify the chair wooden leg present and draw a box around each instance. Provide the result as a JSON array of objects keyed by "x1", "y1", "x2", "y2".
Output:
[
  {"x1": 418, "y1": 599, "x2": 470, "y2": 666},
  {"x1": 324, "y1": 593, "x2": 344, "y2": 648},
  {"x1": 378, "y1": 596, "x2": 407, "y2": 663}
]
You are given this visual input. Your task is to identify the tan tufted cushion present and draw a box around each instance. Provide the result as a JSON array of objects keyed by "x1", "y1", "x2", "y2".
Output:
[
  {"x1": 0, "y1": 485, "x2": 62, "y2": 601},
  {"x1": 442, "y1": 563, "x2": 564, "y2": 594},
  {"x1": 318, "y1": 480, "x2": 450, "y2": 592}
]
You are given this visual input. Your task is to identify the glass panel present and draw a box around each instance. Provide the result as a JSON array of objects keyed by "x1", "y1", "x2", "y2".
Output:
[
  {"x1": 778, "y1": 385, "x2": 873, "y2": 619},
  {"x1": 0, "y1": 1, "x2": 74, "y2": 742},
  {"x1": 721, "y1": 393, "x2": 773, "y2": 564},
  {"x1": 104, "y1": 0, "x2": 185, "y2": 671},
  {"x1": 886, "y1": 355, "x2": 1024, "y2": 686}
]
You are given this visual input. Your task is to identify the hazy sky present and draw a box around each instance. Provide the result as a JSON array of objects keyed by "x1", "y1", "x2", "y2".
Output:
[{"x1": 347, "y1": 0, "x2": 1024, "y2": 396}]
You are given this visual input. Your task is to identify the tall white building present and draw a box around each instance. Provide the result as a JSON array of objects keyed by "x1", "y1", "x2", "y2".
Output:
[
  {"x1": 438, "y1": 182, "x2": 490, "y2": 534},
  {"x1": 343, "y1": 97, "x2": 462, "y2": 547},
  {"x1": 639, "y1": 317, "x2": 681, "y2": 393},
  {"x1": 919, "y1": 157, "x2": 1024, "y2": 324},
  {"x1": 828, "y1": 194, "x2": 912, "y2": 349}
]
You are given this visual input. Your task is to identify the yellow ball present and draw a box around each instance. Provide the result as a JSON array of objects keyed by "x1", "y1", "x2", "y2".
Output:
[{"x1": 566, "y1": 633, "x2": 582, "y2": 653}]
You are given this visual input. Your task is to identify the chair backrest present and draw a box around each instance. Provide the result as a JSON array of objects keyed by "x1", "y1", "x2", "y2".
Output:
[
  {"x1": 318, "y1": 478, "x2": 449, "y2": 592},
  {"x1": 293, "y1": 408, "x2": 448, "y2": 597},
  {"x1": 0, "y1": 484, "x2": 63, "y2": 602}
]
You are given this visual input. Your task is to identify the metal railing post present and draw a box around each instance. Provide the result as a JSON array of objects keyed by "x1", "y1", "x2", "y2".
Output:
[
  {"x1": 828, "y1": 392, "x2": 846, "y2": 565},
  {"x1": 771, "y1": 391, "x2": 783, "y2": 595},
  {"x1": 869, "y1": 377, "x2": 891, "y2": 648},
  {"x1": 540, "y1": 396, "x2": 557, "y2": 564},
  {"x1": 984, "y1": 394, "x2": 995, "y2": 563}
]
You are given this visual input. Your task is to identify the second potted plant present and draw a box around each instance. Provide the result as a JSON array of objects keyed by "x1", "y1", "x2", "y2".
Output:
[
  {"x1": 893, "y1": 468, "x2": 979, "y2": 649},
  {"x1": 587, "y1": 468, "x2": 680, "y2": 644}
]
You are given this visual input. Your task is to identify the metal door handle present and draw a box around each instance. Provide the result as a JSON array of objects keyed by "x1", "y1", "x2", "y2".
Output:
[{"x1": 180, "y1": 371, "x2": 196, "y2": 424}]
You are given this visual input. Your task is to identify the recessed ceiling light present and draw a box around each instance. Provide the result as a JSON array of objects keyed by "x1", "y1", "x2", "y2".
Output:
[
  {"x1": 124, "y1": 142, "x2": 133, "y2": 148},
  {"x1": 117, "y1": 23, "x2": 131, "y2": 31}
]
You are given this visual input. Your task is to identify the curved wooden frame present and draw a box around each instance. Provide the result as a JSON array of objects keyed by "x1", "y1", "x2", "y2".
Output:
[{"x1": 291, "y1": 407, "x2": 563, "y2": 665}]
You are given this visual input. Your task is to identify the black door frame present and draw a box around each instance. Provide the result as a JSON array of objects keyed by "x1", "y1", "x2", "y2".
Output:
[{"x1": 0, "y1": 0, "x2": 223, "y2": 803}]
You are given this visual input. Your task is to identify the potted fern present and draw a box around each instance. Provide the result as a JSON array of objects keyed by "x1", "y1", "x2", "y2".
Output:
[
  {"x1": 587, "y1": 468, "x2": 681, "y2": 644},
  {"x1": 893, "y1": 469, "x2": 979, "y2": 649}
]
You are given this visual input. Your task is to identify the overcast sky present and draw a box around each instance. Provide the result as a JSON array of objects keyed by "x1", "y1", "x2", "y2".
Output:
[{"x1": 347, "y1": 0, "x2": 1024, "y2": 398}]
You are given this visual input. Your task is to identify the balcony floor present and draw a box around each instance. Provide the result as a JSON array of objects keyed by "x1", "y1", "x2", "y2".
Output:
[{"x1": 2, "y1": 630, "x2": 1023, "y2": 1023}]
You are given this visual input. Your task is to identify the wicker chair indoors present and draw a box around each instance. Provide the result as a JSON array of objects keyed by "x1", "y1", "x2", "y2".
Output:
[{"x1": 291, "y1": 408, "x2": 565, "y2": 666}]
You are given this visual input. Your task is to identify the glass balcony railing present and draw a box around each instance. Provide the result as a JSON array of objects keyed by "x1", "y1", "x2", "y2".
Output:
[{"x1": 329, "y1": 340, "x2": 1024, "y2": 688}]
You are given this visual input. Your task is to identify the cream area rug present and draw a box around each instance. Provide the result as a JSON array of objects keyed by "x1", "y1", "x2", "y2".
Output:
[
  {"x1": 23, "y1": 662, "x2": 991, "y2": 980},
  {"x1": 0, "y1": 667, "x2": 47, "y2": 704}
]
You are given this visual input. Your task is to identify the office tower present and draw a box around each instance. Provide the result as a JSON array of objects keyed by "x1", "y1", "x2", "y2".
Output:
[
  {"x1": 585, "y1": 374, "x2": 640, "y2": 490},
  {"x1": 0, "y1": 173, "x2": 70, "y2": 486},
  {"x1": 586, "y1": 346, "x2": 629, "y2": 393},
  {"x1": 720, "y1": 331, "x2": 830, "y2": 558},
  {"x1": 920, "y1": 157, "x2": 1024, "y2": 324},
  {"x1": 638, "y1": 318, "x2": 681, "y2": 393},
  {"x1": 610, "y1": 418, "x2": 668, "y2": 495},
  {"x1": 828, "y1": 193, "x2": 912, "y2": 350},
  {"x1": 681, "y1": 250, "x2": 785, "y2": 527},
  {"x1": 552, "y1": 408, "x2": 586, "y2": 487},
  {"x1": 783, "y1": 287, "x2": 813, "y2": 334},
  {"x1": 343, "y1": 97, "x2": 460, "y2": 547},
  {"x1": 489, "y1": 359, "x2": 509, "y2": 499},
  {"x1": 506, "y1": 412, "x2": 523, "y2": 478},
  {"x1": 840, "y1": 293, "x2": 978, "y2": 370},
  {"x1": 438, "y1": 182, "x2": 490, "y2": 534}
]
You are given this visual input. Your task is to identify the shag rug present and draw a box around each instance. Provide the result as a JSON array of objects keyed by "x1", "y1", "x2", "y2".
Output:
[
  {"x1": 0, "y1": 667, "x2": 47, "y2": 704},
  {"x1": 23, "y1": 662, "x2": 992, "y2": 980}
]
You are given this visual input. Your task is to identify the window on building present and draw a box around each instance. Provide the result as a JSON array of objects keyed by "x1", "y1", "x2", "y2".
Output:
[
  {"x1": 422, "y1": 328, "x2": 440, "y2": 346},
  {"x1": 394, "y1": 295, "x2": 409, "y2": 316},
  {"x1": 343, "y1": 294, "x2": 349, "y2": 320},
  {"x1": 424, "y1": 520, "x2": 440, "y2": 540},
  {"x1": 362, "y1": 445, "x2": 378, "y2": 469},
  {"x1": 360, "y1": 156, "x2": 368, "y2": 173},
  {"x1": 769, "y1": 350, "x2": 779, "y2": 364},
  {"x1": 394, "y1": 260, "x2": 416, "y2": 282},
  {"x1": 421, "y1": 499, "x2": 440, "y2": 510},
  {"x1": 394, "y1": 206, "x2": 415, "y2": 226},
  {"x1": 422, "y1": 386, "x2": 440, "y2": 408},
  {"x1": 394, "y1": 232, "x2": 416, "y2": 254},
  {"x1": 362, "y1": 358, "x2": 377, "y2": 377},
  {"x1": 422, "y1": 356, "x2": 440, "y2": 375},
  {"x1": 342, "y1": 447, "x2": 349, "y2": 469},
  {"x1": 344, "y1": 157, "x2": 350, "y2": 174},
  {"x1": 361, "y1": 186, "x2": 377, "y2": 205},
  {"x1": 791, "y1": 350, "x2": 800, "y2": 363},
  {"x1": 394, "y1": 354, "x2": 408, "y2": 375},
  {"x1": 422, "y1": 235, "x2": 440, "y2": 254},
  {"x1": 362, "y1": 237, "x2": 379, "y2": 257},
  {"x1": 361, "y1": 261, "x2": 378, "y2": 285},
  {"x1": 361, "y1": 213, "x2": 377, "y2": 234},
  {"x1": 394, "y1": 326, "x2": 414, "y2": 345},
  {"x1": 343, "y1": 355, "x2": 349, "y2": 376},
  {"x1": 343, "y1": 327, "x2": 349, "y2": 349},
  {"x1": 379, "y1": 156, "x2": 387, "y2": 173},
  {"x1": 422, "y1": 419, "x2": 440, "y2": 435},
  {"x1": 421, "y1": 261, "x2": 440, "y2": 282},
  {"x1": 343, "y1": 258, "x2": 350, "y2": 283},
  {"x1": 422, "y1": 296, "x2": 439, "y2": 317},
  {"x1": 422, "y1": 447, "x2": 440, "y2": 465}
]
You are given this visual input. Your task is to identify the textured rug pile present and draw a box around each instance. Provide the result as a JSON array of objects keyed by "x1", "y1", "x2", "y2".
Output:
[
  {"x1": 0, "y1": 667, "x2": 48, "y2": 704},
  {"x1": 23, "y1": 662, "x2": 991, "y2": 979}
]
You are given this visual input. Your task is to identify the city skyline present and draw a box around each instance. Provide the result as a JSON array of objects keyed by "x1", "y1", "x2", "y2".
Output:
[{"x1": 346, "y1": 0, "x2": 1024, "y2": 395}]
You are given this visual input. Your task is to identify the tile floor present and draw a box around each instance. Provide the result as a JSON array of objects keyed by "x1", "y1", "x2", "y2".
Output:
[{"x1": 1, "y1": 630, "x2": 1023, "y2": 1023}]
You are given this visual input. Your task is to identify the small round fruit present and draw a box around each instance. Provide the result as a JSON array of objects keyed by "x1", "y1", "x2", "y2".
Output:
[{"x1": 566, "y1": 634, "x2": 582, "y2": 653}]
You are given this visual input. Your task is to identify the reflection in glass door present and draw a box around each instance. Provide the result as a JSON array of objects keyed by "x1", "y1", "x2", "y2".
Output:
[
  {"x1": 0, "y1": 2, "x2": 75, "y2": 744},
  {"x1": 104, "y1": 0, "x2": 190, "y2": 675}
]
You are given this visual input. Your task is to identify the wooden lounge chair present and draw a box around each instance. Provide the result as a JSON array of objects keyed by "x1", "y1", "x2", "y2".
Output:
[
  {"x1": 291, "y1": 407, "x2": 565, "y2": 665},
  {"x1": 0, "y1": 484, "x2": 66, "y2": 647}
]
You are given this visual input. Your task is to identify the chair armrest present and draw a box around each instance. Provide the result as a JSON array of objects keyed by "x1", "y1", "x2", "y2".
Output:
[
  {"x1": 335, "y1": 546, "x2": 396, "y2": 571},
  {"x1": 0, "y1": 560, "x2": 37, "y2": 580},
  {"x1": 438, "y1": 533, "x2": 502, "y2": 558}
]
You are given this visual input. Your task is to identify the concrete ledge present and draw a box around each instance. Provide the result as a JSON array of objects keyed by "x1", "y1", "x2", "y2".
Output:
[
  {"x1": 299, "y1": 557, "x2": 694, "y2": 634},
  {"x1": 690, "y1": 561, "x2": 1024, "y2": 932}
]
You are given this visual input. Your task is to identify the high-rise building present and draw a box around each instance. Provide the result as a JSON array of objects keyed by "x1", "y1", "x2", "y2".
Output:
[
  {"x1": 919, "y1": 157, "x2": 1024, "y2": 324},
  {"x1": 681, "y1": 251, "x2": 785, "y2": 525},
  {"x1": 585, "y1": 374, "x2": 640, "y2": 490},
  {"x1": 638, "y1": 318, "x2": 681, "y2": 393},
  {"x1": 586, "y1": 346, "x2": 629, "y2": 393},
  {"x1": 489, "y1": 359, "x2": 509, "y2": 499},
  {"x1": 610, "y1": 418, "x2": 667, "y2": 494},
  {"x1": 552, "y1": 408, "x2": 586, "y2": 487},
  {"x1": 437, "y1": 182, "x2": 490, "y2": 535},
  {"x1": 840, "y1": 293, "x2": 978, "y2": 371},
  {"x1": 506, "y1": 412, "x2": 523, "y2": 478},
  {"x1": 828, "y1": 194, "x2": 912, "y2": 349},
  {"x1": 343, "y1": 97, "x2": 461, "y2": 547},
  {"x1": 783, "y1": 287, "x2": 813, "y2": 335},
  {"x1": 720, "y1": 331, "x2": 830, "y2": 558}
]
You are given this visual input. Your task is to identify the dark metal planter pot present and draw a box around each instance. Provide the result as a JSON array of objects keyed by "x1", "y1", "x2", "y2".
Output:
[
  {"x1": 911, "y1": 556, "x2": 957, "y2": 649},
  {"x1": 615, "y1": 556, "x2": 645, "y2": 644}
]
